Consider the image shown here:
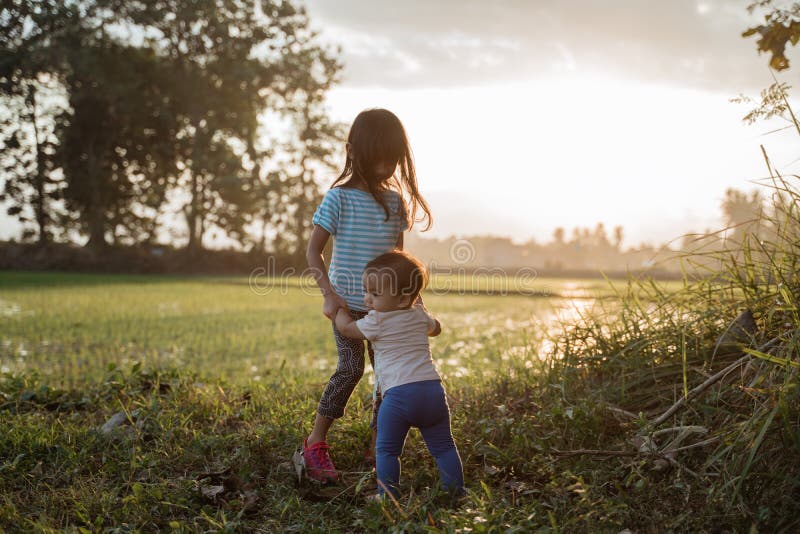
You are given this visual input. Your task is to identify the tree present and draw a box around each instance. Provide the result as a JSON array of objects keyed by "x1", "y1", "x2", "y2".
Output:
[
  {"x1": 743, "y1": 1, "x2": 800, "y2": 72},
  {"x1": 613, "y1": 225, "x2": 624, "y2": 251},
  {"x1": 593, "y1": 222, "x2": 609, "y2": 248},
  {"x1": 552, "y1": 227, "x2": 565, "y2": 245},
  {"x1": 737, "y1": 2, "x2": 800, "y2": 126},
  {"x1": 0, "y1": 73, "x2": 65, "y2": 244},
  {"x1": 102, "y1": 0, "x2": 340, "y2": 253},
  {"x1": 2, "y1": 1, "x2": 179, "y2": 248},
  {"x1": 57, "y1": 37, "x2": 178, "y2": 248},
  {"x1": 721, "y1": 187, "x2": 764, "y2": 244},
  {"x1": 251, "y1": 91, "x2": 344, "y2": 261},
  {"x1": 2, "y1": 0, "x2": 341, "y2": 255},
  {"x1": 0, "y1": 1, "x2": 78, "y2": 244}
]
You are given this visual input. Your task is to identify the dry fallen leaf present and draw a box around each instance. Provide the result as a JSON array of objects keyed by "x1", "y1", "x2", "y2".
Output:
[
  {"x1": 504, "y1": 479, "x2": 527, "y2": 492},
  {"x1": 483, "y1": 464, "x2": 501, "y2": 476},
  {"x1": 200, "y1": 483, "x2": 225, "y2": 500},
  {"x1": 242, "y1": 490, "x2": 260, "y2": 513},
  {"x1": 101, "y1": 411, "x2": 128, "y2": 434}
]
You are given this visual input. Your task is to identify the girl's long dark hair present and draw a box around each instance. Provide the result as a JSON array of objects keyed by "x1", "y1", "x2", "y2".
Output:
[{"x1": 331, "y1": 108, "x2": 432, "y2": 231}]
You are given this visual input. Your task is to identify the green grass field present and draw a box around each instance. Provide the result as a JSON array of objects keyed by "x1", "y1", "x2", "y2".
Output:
[
  {"x1": 1, "y1": 269, "x2": 796, "y2": 532},
  {"x1": 0, "y1": 270, "x2": 590, "y2": 531},
  {"x1": 0, "y1": 270, "x2": 611, "y2": 385}
]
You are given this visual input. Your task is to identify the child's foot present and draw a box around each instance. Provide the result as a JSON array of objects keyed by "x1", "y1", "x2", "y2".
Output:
[{"x1": 301, "y1": 439, "x2": 338, "y2": 483}]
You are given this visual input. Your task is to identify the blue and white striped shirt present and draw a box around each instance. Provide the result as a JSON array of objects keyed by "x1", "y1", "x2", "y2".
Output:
[{"x1": 312, "y1": 187, "x2": 408, "y2": 311}]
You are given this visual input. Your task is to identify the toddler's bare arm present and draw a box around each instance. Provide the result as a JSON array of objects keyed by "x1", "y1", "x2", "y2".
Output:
[
  {"x1": 334, "y1": 308, "x2": 366, "y2": 340},
  {"x1": 428, "y1": 318, "x2": 442, "y2": 337}
]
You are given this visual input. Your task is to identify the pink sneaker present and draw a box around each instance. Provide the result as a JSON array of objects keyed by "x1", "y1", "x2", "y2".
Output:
[{"x1": 302, "y1": 439, "x2": 338, "y2": 483}]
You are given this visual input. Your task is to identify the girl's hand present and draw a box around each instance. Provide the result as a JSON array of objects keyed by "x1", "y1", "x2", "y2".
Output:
[{"x1": 323, "y1": 292, "x2": 348, "y2": 320}]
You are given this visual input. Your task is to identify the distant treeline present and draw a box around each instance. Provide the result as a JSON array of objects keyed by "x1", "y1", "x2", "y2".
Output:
[
  {"x1": 407, "y1": 187, "x2": 768, "y2": 275},
  {"x1": 0, "y1": 240, "x2": 293, "y2": 276},
  {"x1": 0, "y1": 185, "x2": 767, "y2": 278}
]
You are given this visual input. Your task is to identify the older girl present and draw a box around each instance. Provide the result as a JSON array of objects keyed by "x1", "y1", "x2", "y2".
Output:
[{"x1": 301, "y1": 108, "x2": 432, "y2": 482}]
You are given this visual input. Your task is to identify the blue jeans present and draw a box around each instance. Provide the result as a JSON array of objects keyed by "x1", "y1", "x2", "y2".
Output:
[{"x1": 376, "y1": 380, "x2": 464, "y2": 497}]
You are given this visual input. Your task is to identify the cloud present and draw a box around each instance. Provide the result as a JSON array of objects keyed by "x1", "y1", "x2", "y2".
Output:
[{"x1": 303, "y1": 0, "x2": 788, "y2": 93}]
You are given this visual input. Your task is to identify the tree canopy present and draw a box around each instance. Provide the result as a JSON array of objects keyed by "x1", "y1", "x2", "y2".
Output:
[{"x1": 0, "y1": 0, "x2": 341, "y2": 252}]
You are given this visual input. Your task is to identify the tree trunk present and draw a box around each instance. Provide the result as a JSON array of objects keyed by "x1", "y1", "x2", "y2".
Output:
[
  {"x1": 27, "y1": 83, "x2": 49, "y2": 246},
  {"x1": 198, "y1": 178, "x2": 206, "y2": 249},
  {"x1": 185, "y1": 126, "x2": 206, "y2": 253},
  {"x1": 260, "y1": 216, "x2": 268, "y2": 253},
  {"x1": 84, "y1": 141, "x2": 107, "y2": 249},
  {"x1": 186, "y1": 170, "x2": 201, "y2": 253},
  {"x1": 85, "y1": 204, "x2": 107, "y2": 249},
  {"x1": 186, "y1": 172, "x2": 203, "y2": 253}
]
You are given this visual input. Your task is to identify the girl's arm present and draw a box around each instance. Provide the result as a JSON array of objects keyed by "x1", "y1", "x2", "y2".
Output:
[
  {"x1": 395, "y1": 232, "x2": 403, "y2": 250},
  {"x1": 307, "y1": 225, "x2": 348, "y2": 319},
  {"x1": 334, "y1": 308, "x2": 366, "y2": 340}
]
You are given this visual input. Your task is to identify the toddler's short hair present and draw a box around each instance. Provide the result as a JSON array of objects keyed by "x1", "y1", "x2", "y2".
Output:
[{"x1": 364, "y1": 249, "x2": 428, "y2": 305}]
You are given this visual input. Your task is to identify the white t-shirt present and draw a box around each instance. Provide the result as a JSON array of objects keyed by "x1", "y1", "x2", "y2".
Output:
[{"x1": 355, "y1": 305, "x2": 441, "y2": 395}]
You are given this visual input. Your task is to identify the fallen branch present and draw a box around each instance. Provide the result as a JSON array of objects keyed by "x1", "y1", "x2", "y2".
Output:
[
  {"x1": 666, "y1": 436, "x2": 720, "y2": 453},
  {"x1": 553, "y1": 437, "x2": 719, "y2": 461},
  {"x1": 605, "y1": 405, "x2": 639, "y2": 420},
  {"x1": 651, "y1": 335, "x2": 782, "y2": 427},
  {"x1": 552, "y1": 448, "x2": 637, "y2": 457},
  {"x1": 652, "y1": 425, "x2": 707, "y2": 438}
]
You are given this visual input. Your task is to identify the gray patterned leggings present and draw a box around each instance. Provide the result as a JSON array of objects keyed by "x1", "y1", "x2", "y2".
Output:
[{"x1": 317, "y1": 308, "x2": 381, "y2": 429}]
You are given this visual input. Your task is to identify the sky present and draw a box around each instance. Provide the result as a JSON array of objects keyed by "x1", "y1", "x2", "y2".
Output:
[
  {"x1": 1, "y1": 0, "x2": 798, "y2": 248},
  {"x1": 303, "y1": 0, "x2": 800, "y2": 247}
]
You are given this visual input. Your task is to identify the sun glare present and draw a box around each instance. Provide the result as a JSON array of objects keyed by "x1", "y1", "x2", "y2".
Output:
[{"x1": 326, "y1": 75, "x2": 798, "y2": 246}]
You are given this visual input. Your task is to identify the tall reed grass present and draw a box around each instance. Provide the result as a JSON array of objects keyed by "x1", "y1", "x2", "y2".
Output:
[{"x1": 546, "y1": 145, "x2": 800, "y2": 524}]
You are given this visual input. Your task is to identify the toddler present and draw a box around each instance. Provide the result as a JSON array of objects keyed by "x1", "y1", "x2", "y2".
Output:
[{"x1": 334, "y1": 250, "x2": 464, "y2": 499}]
